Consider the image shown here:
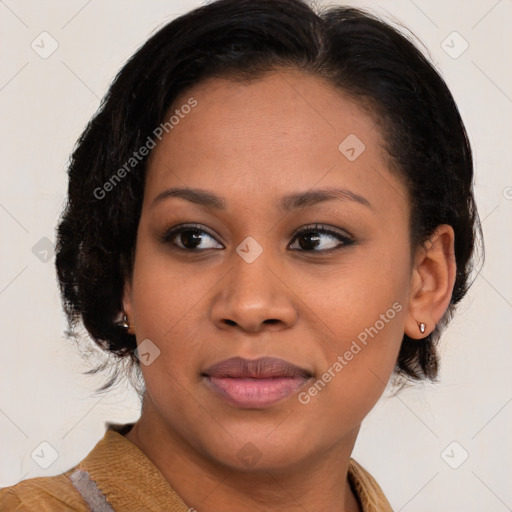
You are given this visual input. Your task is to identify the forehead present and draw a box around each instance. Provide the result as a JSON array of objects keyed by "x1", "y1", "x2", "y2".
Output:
[{"x1": 144, "y1": 69, "x2": 407, "y2": 215}]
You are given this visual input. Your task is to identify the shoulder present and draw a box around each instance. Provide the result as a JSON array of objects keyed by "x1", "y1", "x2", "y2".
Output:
[
  {"x1": 0, "y1": 423, "x2": 138, "y2": 512},
  {"x1": 348, "y1": 458, "x2": 394, "y2": 512},
  {"x1": 0, "y1": 470, "x2": 89, "y2": 511}
]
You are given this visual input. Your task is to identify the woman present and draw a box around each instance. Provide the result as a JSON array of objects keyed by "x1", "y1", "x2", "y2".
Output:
[{"x1": 0, "y1": 0, "x2": 480, "y2": 510}]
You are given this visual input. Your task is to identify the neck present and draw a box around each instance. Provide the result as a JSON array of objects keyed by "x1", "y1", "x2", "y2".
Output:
[{"x1": 125, "y1": 409, "x2": 362, "y2": 512}]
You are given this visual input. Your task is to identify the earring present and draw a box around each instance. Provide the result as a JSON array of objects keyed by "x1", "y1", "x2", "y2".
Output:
[
  {"x1": 418, "y1": 322, "x2": 426, "y2": 334},
  {"x1": 119, "y1": 314, "x2": 129, "y2": 329},
  {"x1": 119, "y1": 313, "x2": 135, "y2": 335}
]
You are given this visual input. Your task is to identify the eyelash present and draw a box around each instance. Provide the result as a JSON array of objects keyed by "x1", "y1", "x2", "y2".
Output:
[{"x1": 160, "y1": 223, "x2": 355, "y2": 254}]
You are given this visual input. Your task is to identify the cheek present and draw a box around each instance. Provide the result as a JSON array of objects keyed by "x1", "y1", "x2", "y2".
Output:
[
  {"x1": 130, "y1": 236, "x2": 215, "y2": 337},
  {"x1": 296, "y1": 295, "x2": 405, "y2": 429},
  {"x1": 129, "y1": 259, "x2": 205, "y2": 411},
  {"x1": 294, "y1": 248, "x2": 409, "y2": 413},
  {"x1": 128, "y1": 249, "x2": 210, "y2": 386},
  {"x1": 300, "y1": 238, "x2": 410, "y2": 342}
]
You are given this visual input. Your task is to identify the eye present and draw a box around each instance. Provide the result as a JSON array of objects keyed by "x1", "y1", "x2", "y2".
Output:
[
  {"x1": 288, "y1": 224, "x2": 354, "y2": 252},
  {"x1": 161, "y1": 224, "x2": 224, "y2": 251},
  {"x1": 161, "y1": 223, "x2": 354, "y2": 253}
]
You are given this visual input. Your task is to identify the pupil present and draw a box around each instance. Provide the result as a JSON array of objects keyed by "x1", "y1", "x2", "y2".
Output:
[
  {"x1": 300, "y1": 232, "x2": 320, "y2": 250},
  {"x1": 181, "y1": 230, "x2": 202, "y2": 248}
]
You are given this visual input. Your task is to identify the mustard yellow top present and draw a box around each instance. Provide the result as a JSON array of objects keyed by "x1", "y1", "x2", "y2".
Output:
[{"x1": 0, "y1": 424, "x2": 393, "y2": 511}]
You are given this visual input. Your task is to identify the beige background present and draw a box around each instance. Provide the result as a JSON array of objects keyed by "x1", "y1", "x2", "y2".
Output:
[{"x1": 1, "y1": 0, "x2": 511, "y2": 510}]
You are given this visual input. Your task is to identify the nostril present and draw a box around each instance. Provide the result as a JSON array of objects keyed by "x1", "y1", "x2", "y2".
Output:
[
  {"x1": 224, "y1": 319, "x2": 237, "y2": 326},
  {"x1": 263, "y1": 319, "x2": 280, "y2": 325}
]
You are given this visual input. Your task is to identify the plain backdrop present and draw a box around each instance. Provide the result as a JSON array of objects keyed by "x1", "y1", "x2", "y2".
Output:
[{"x1": 1, "y1": 1, "x2": 511, "y2": 510}]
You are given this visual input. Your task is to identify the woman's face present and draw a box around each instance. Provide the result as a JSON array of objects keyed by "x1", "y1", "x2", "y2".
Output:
[{"x1": 124, "y1": 69, "x2": 415, "y2": 470}]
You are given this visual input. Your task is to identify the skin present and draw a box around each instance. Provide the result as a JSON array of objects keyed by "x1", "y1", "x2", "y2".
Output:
[{"x1": 123, "y1": 68, "x2": 456, "y2": 511}]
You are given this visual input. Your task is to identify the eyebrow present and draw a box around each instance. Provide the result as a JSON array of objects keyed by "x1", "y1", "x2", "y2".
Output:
[{"x1": 151, "y1": 186, "x2": 372, "y2": 211}]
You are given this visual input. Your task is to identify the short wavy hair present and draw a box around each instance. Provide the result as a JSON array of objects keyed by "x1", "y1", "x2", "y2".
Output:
[{"x1": 55, "y1": 0, "x2": 481, "y2": 390}]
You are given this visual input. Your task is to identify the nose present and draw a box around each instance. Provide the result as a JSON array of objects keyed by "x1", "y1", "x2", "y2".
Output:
[{"x1": 210, "y1": 250, "x2": 298, "y2": 333}]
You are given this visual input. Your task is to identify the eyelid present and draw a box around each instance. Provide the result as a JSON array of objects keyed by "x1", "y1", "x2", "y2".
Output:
[{"x1": 289, "y1": 223, "x2": 353, "y2": 241}]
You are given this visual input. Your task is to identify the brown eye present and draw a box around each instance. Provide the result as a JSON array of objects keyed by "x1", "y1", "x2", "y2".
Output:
[
  {"x1": 289, "y1": 224, "x2": 354, "y2": 252},
  {"x1": 178, "y1": 230, "x2": 204, "y2": 249},
  {"x1": 161, "y1": 224, "x2": 223, "y2": 251}
]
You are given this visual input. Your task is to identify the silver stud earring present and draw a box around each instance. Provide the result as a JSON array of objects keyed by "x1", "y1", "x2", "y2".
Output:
[
  {"x1": 119, "y1": 314, "x2": 129, "y2": 329},
  {"x1": 418, "y1": 322, "x2": 426, "y2": 334}
]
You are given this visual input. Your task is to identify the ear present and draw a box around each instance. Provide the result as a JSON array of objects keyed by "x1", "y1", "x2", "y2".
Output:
[
  {"x1": 122, "y1": 279, "x2": 136, "y2": 335},
  {"x1": 405, "y1": 224, "x2": 456, "y2": 339}
]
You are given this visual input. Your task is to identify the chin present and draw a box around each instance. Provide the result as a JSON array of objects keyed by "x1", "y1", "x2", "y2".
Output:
[{"x1": 194, "y1": 424, "x2": 327, "y2": 473}]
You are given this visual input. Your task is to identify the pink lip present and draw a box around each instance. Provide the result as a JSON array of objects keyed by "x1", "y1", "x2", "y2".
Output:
[{"x1": 202, "y1": 357, "x2": 312, "y2": 408}]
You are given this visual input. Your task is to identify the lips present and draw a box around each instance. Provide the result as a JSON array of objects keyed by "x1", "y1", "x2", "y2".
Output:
[{"x1": 202, "y1": 357, "x2": 312, "y2": 408}]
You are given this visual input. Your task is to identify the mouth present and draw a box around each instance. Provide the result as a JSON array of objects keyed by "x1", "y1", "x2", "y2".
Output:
[{"x1": 202, "y1": 357, "x2": 313, "y2": 409}]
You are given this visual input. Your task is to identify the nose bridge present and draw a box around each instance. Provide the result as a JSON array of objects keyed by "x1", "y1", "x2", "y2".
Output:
[
  {"x1": 229, "y1": 242, "x2": 279, "y2": 309},
  {"x1": 232, "y1": 249, "x2": 273, "y2": 299},
  {"x1": 210, "y1": 240, "x2": 298, "y2": 331}
]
